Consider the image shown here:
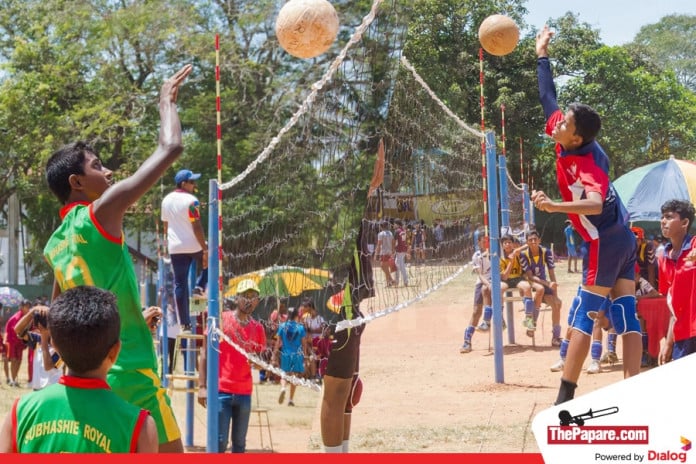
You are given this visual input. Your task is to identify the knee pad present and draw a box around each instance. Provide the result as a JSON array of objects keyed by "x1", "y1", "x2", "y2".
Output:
[
  {"x1": 567, "y1": 289, "x2": 608, "y2": 336},
  {"x1": 608, "y1": 295, "x2": 641, "y2": 335},
  {"x1": 345, "y1": 375, "x2": 363, "y2": 413}
]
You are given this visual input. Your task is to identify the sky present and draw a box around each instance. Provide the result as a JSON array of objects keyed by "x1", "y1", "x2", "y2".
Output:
[{"x1": 524, "y1": 0, "x2": 696, "y2": 46}]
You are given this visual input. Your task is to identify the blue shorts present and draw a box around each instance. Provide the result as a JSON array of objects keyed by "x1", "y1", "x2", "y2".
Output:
[
  {"x1": 474, "y1": 282, "x2": 484, "y2": 305},
  {"x1": 567, "y1": 245, "x2": 578, "y2": 258},
  {"x1": 280, "y1": 352, "x2": 305, "y2": 374},
  {"x1": 581, "y1": 224, "x2": 636, "y2": 287},
  {"x1": 673, "y1": 337, "x2": 696, "y2": 361}
]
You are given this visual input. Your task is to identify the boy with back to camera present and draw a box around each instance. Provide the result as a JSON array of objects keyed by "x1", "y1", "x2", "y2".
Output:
[
  {"x1": 532, "y1": 25, "x2": 641, "y2": 404},
  {"x1": 42, "y1": 64, "x2": 192, "y2": 451},
  {"x1": 0, "y1": 286, "x2": 158, "y2": 453}
]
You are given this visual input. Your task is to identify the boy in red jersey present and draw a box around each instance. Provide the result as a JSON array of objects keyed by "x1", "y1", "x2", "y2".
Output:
[
  {"x1": 533, "y1": 25, "x2": 641, "y2": 404},
  {"x1": 42, "y1": 64, "x2": 192, "y2": 451},
  {"x1": 657, "y1": 199, "x2": 696, "y2": 363}
]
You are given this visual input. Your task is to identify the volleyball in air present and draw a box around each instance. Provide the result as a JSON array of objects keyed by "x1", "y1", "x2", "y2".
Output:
[
  {"x1": 478, "y1": 14, "x2": 520, "y2": 56},
  {"x1": 275, "y1": 0, "x2": 340, "y2": 59}
]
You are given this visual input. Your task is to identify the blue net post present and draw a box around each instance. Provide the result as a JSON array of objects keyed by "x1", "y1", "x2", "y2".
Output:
[
  {"x1": 206, "y1": 179, "x2": 221, "y2": 452},
  {"x1": 485, "y1": 131, "x2": 505, "y2": 383},
  {"x1": 158, "y1": 257, "x2": 170, "y2": 383}
]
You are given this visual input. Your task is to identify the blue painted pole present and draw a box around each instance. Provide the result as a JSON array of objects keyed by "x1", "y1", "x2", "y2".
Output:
[
  {"x1": 158, "y1": 257, "x2": 169, "y2": 384},
  {"x1": 485, "y1": 131, "x2": 504, "y2": 383},
  {"x1": 206, "y1": 179, "x2": 221, "y2": 452}
]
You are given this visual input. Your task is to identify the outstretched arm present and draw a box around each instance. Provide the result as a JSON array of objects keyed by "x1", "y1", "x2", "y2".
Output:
[
  {"x1": 536, "y1": 25, "x2": 559, "y2": 120},
  {"x1": 94, "y1": 64, "x2": 193, "y2": 237}
]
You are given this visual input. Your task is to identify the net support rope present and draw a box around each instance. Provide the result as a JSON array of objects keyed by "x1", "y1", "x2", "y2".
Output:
[{"x1": 400, "y1": 55, "x2": 483, "y2": 139}]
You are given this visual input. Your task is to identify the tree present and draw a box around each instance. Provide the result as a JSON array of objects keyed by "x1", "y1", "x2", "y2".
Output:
[{"x1": 632, "y1": 14, "x2": 696, "y2": 92}]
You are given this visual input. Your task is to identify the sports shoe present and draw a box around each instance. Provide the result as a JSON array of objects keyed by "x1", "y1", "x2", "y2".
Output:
[
  {"x1": 600, "y1": 351, "x2": 618, "y2": 365},
  {"x1": 476, "y1": 321, "x2": 490, "y2": 332},
  {"x1": 523, "y1": 317, "x2": 536, "y2": 337},
  {"x1": 551, "y1": 337, "x2": 562, "y2": 347},
  {"x1": 288, "y1": 400, "x2": 295, "y2": 407},
  {"x1": 459, "y1": 342, "x2": 472, "y2": 354},
  {"x1": 586, "y1": 359, "x2": 601, "y2": 374},
  {"x1": 278, "y1": 389, "x2": 286, "y2": 405},
  {"x1": 181, "y1": 324, "x2": 192, "y2": 334},
  {"x1": 522, "y1": 316, "x2": 536, "y2": 330},
  {"x1": 549, "y1": 358, "x2": 565, "y2": 372}
]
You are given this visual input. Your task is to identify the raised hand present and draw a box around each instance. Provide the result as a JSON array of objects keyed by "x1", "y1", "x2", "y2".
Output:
[{"x1": 536, "y1": 24, "x2": 554, "y2": 58}]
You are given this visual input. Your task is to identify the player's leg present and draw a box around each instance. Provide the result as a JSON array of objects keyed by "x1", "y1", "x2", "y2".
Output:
[
  {"x1": 462, "y1": 283, "x2": 483, "y2": 352},
  {"x1": 609, "y1": 278, "x2": 642, "y2": 378},
  {"x1": 518, "y1": 280, "x2": 536, "y2": 334},
  {"x1": 321, "y1": 322, "x2": 362, "y2": 453},
  {"x1": 556, "y1": 286, "x2": 610, "y2": 404},
  {"x1": 545, "y1": 292, "x2": 563, "y2": 346},
  {"x1": 550, "y1": 326, "x2": 572, "y2": 371},
  {"x1": 321, "y1": 375, "x2": 352, "y2": 451},
  {"x1": 8, "y1": 344, "x2": 23, "y2": 386},
  {"x1": 586, "y1": 321, "x2": 603, "y2": 374}
]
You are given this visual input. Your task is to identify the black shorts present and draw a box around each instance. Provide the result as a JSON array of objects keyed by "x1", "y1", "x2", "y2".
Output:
[
  {"x1": 504, "y1": 276, "x2": 524, "y2": 288},
  {"x1": 325, "y1": 324, "x2": 364, "y2": 379}
]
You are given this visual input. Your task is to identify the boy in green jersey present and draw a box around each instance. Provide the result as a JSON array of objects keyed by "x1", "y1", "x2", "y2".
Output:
[
  {"x1": 0, "y1": 286, "x2": 159, "y2": 453},
  {"x1": 42, "y1": 64, "x2": 192, "y2": 452}
]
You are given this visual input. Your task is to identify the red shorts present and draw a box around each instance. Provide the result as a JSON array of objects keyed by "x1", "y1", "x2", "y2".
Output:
[{"x1": 7, "y1": 342, "x2": 25, "y2": 360}]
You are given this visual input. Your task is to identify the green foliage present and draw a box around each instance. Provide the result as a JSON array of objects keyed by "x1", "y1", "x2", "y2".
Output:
[
  {"x1": 0, "y1": 0, "x2": 695, "y2": 284},
  {"x1": 632, "y1": 14, "x2": 696, "y2": 92}
]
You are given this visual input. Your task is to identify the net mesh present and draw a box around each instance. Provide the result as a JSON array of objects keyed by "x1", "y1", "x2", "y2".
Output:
[{"x1": 211, "y1": 0, "x2": 513, "y2": 389}]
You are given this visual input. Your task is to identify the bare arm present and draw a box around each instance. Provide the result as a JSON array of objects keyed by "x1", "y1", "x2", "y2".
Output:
[
  {"x1": 192, "y1": 219, "x2": 207, "y2": 250},
  {"x1": 0, "y1": 410, "x2": 13, "y2": 453},
  {"x1": 93, "y1": 64, "x2": 193, "y2": 238},
  {"x1": 135, "y1": 416, "x2": 159, "y2": 453},
  {"x1": 14, "y1": 307, "x2": 38, "y2": 339},
  {"x1": 40, "y1": 337, "x2": 56, "y2": 372},
  {"x1": 51, "y1": 279, "x2": 61, "y2": 301},
  {"x1": 162, "y1": 222, "x2": 169, "y2": 256},
  {"x1": 532, "y1": 190, "x2": 603, "y2": 216}
]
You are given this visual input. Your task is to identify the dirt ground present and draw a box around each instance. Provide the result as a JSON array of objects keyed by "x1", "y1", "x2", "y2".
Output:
[
  {"x1": 175, "y1": 259, "x2": 643, "y2": 454},
  {"x1": 0, "y1": 259, "x2": 645, "y2": 454}
]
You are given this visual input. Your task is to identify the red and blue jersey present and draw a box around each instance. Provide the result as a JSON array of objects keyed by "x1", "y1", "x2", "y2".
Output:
[
  {"x1": 658, "y1": 235, "x2": 696, "y2": 342},
  {"x1": 538, "y1": 57, "x2": 630, "y2": 242}
]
